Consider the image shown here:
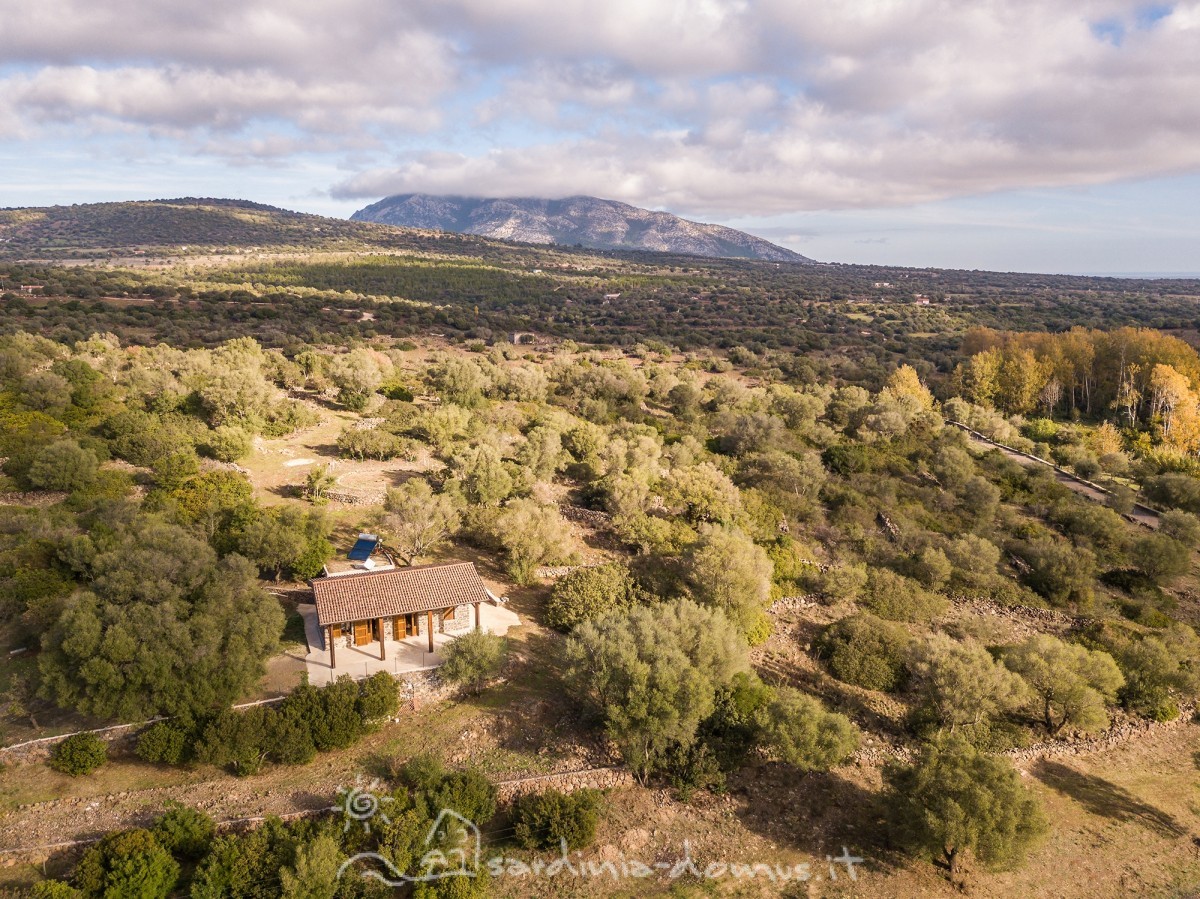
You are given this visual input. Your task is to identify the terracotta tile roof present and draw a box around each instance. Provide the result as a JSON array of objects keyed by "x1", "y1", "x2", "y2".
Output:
[{"x1": 311, "y1": 561, "x2": 491, "y2": 626}]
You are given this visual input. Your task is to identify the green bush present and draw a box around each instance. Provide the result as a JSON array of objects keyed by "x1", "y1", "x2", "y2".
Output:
[
  {"x1": 152, "y1": 801, "x2": 216, "y2": 860},
  {"x1": 861, "y1": 569, "x2": 947, "y2": 622},
  {"x1": 50, "y1": 733, "x2": 107, "y2": 776},
  {"x1": 546, "y1": 562, "x2": 637, "y2": 631},
  {"x1": 136, "y1": 722, "x2": 189, "y2": 766},
  {"x1": 818, "y1": 613, "x2": 911, "y2": 691},
  {"x1": 74, "y1": 829, "x2": 179, "y2": 899},
  {"x1": 439, "y1": 629, "x2": 508, "y2": 694},
  {"x1": 28, "y1": 881, "x2": 82, "y2": 898},
  {"x1": 399, "y1": 753, "x2": 499, "y2": 823},
  {"x1": 512, "y1": 788, "x2": 602, "y2": 851},
  {"x1": 356, "y1": 671, "x2": 400, "y2": 721}
]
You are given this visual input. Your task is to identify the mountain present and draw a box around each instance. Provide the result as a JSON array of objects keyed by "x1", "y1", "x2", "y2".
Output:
[
  {"x1": 0, "y1": 198, "x2": 506, "y2": 260},
  {"x1": 350, "y1": 194, "x2": 814, "y2": 263}
]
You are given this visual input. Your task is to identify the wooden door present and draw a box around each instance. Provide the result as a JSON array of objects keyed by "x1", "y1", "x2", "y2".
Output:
[
  {"x1": 331, "y1": 623, "x2": 342, "y2": 639},
  {"x1": 353, "y1": 621, "x2": 371, "y2": 646}
]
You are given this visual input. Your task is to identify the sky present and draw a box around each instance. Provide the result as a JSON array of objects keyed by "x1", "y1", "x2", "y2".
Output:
[{"x1": 1, "y1": 0, "x2": 1198, "y2": 274}]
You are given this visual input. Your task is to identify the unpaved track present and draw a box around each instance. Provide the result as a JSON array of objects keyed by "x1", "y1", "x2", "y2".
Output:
[{"x1": 950, "y1": 421, "x2": 1160, "y2": 529}]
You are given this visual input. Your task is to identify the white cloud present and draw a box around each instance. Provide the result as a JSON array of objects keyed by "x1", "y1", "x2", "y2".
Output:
[{"x1": 2, "y1": 0, "x2": 1200, "y2": 215}]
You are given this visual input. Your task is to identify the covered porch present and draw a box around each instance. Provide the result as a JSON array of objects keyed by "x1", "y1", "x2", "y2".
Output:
[{"x1": 298, "y1": 596, "x2": 521, "y2": 684}]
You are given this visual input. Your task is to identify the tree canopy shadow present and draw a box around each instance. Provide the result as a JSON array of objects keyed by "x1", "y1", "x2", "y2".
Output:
[
  {"x1": 1034, "y1": 760, "x2": 1188, "y2": 838},
  {"x1": 727, "y1": 762, "x2": 905, "y2": 876}
]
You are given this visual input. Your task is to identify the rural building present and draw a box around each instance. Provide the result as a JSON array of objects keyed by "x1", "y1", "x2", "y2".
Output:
[{"x1": 310, "y1": 560, "x2": 501, "y2": 668}]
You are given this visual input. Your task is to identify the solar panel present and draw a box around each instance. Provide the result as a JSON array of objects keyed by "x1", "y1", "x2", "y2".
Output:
[{"x1": 347, "y1": 534, "x2": 380, "y2": 561}]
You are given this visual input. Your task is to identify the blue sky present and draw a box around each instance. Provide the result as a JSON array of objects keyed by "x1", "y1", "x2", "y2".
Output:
[{"x1": 1, "y1": 0, "x2": 1198, "y2": 274}]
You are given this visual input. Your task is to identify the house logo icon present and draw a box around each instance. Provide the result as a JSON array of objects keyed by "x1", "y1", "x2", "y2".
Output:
[{"x1": 337, "y1": 808, "x2": 481, "y2": 886}]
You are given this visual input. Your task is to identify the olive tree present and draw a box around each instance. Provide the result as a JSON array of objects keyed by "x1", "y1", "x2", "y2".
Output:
[
  {"x1": 1003, "y1": 634, "x2": 1124, "y2": 733},
  {"x1": 906, "y1": 634, "x2": 1029, "y2": 732},
  {"x1": 563, "y1": 599, "x2": 748, "y2": 781},
  {"x1": 884, "y1": 736, "x2": 1046, "y2": 878},
  {"x1": 759, "y1": 687, "x2": 859, "y2": 771},
  {"x1": 684, "y1": 526, "x2": 773, "y2": 642},
  {"x1": 380, "y1": 479, "x2": 462, "y2": 565}
]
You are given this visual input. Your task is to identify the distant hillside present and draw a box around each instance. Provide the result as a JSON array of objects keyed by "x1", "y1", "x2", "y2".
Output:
[
  {"x1": 0, "y1": 198, "x2": 390, "y2": 256},
  {"x1": 351, "y1": 194, "x2": 815, "y2": 263}
]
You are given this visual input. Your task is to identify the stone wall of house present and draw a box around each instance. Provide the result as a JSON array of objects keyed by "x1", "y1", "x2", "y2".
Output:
[{"x1": 443, "y1": 604, "x2": 472, "y2": 634}]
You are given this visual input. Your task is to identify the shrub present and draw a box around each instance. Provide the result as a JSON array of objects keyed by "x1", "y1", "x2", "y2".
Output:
[
  {"x1": 399, "y1": 754, "x2": 499, "y2": 824},
  {"x1": 1131, "y1": 534, "x2": 1191, "y2": 584},
  {"x1": 862, "y1": 569, "x2": 947, "y2": 622},
  {"x1": 28, "y1": 439, "x2": 99, "y2": 492},
  {"x1": 74, "y1": 829, "x2": 179, "y2": 899},
  {"x1": 512, "y1": 788, "x2": 602, "y2": 851},
  {"x1": 546, "y1": 562, "x2": 637, "y2": 631},
  {"x1": 815, "y1": 562, "x2": 868, "y2": 603},
  {"x1": 1160, "y1": 510, "x2": 1200, "y2": 548},
  {"x1": 356, "y1": 671, "x2": 400, "y2": 721},
  {"x1": 152, "y1": 801, "x2": 216, "y2": 860},
  {"x1": 200, "y1": 425, "x2": 252, "y2": 462},
  {"x1": 818, "y1": 613, "x2": 911, "y2": 692},
  {"x1": 1143, "y1": 473, "x2": 1200, "y2": 514},
  {"x1": 136, "y1": 722, "x2": 189, "y2": 766},
  {"x1": 29, "y1": 881, "x2": 82, "y2": 898},
  {"x1": 50, "y1": 733, "x2": 107, "y2": 776},
  {"x1": 759, "y1": 687, "x2": 859, "y2": 771},
  {"x1": 439, "y1": 629, "x2": 508, "y2": 695}
]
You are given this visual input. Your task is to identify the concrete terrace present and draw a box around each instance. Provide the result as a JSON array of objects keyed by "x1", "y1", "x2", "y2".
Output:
[{"x1": 297, "y1": 601, "x2": 521, "y2": 685}]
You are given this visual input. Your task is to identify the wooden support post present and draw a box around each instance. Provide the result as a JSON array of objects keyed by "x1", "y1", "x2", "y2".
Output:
[
  {"x1": 427, "y1": 611, "x2": 435, "y2": 652},
  {"x1": 378, "y1": 617, "x2": 386, "y2": 661},
  {"x1": 328, "y1": 627, "x2": 337, "y2": 669},
  {"x1": 474, "y1": 602, "x2": 481, "y2": 632}
]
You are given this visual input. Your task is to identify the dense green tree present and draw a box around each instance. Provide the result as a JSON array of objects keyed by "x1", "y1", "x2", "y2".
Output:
[
  {"x1": 492, "y1": 498, "x2": 574, "y2": 584},
  {"x1": 38, "y1": 518, "x2": 283, "y2": 720},
  {"x1": 28, "y1": 439, "x2": 99, "y2": 492},
  {"x1": 438, "y1": 629, "x2": 508, "y2": 695},
  {"x1": 74, "y1": 829, "x2": 179, "y2": 899},
  {"x1": 449, "y1": 444, "x2": 513, "y2": 506},
  {"x1": 759, "y1": 687, "x2": 859, "y2": 771},
  {"x1": 1003, "y1": 634, "x2": 1124, "y2": 733},
  {"x1": 279, "y1": 833, "x2": 343, "y2": 899},
  {"x1": 152, "y1": 802, "x2": 216, "y2": 860},
  {"x1": 906, "y1": 634, "x2": 1029, "y2": 732},
  {"x1": 563, "y1": 599, "x2": 748, "y2": 781},
  {"x1": 546, "y1": 562, "x2": 639, "y2": 631},
  {"x1": 512, "y1": 789, "x2": 602, "y2": 851},
  {"x1": 189, "y1": 818, "x2": 299, "y2": 899},
  {"x1": 237, "y1": 506, "x2": 332, "y2": 581},
  {"x1": 685, "y1": 526, "x2": 773, "y2": 642},
  {"x1": 884, "y1": 736, "x2": 1046, "y2": 878},
  {"x1": 379, "y1": 479, "x2": 462, "y2": 565},
  {"x1": 1111, "y1": 624, "x2": 1200, "y2": 719}
]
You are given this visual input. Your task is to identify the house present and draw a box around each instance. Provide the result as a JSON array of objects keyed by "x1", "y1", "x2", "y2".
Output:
[{"x1": 310, "y1": 560, "x2": 502, "y2": 669}]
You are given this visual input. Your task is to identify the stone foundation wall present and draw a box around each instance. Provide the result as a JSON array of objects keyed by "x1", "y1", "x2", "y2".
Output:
[{"x1": 494, "y1": 766, "x2": 633, "y2": 801}]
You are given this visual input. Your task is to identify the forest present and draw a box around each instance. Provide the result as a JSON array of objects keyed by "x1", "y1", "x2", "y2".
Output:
[{"x1": 1, "y1": 201, "x2": 1200, "y2": 897}]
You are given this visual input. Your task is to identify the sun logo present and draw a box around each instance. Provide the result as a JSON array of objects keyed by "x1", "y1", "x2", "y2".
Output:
[{"x1": 334, "y1": 776, "x2": 394, "y2": 834}]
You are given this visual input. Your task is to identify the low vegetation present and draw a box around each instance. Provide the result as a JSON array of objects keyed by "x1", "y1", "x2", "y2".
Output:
[{"x1": 3, "y1": 210, "x2": 1200, "y2": 894}]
